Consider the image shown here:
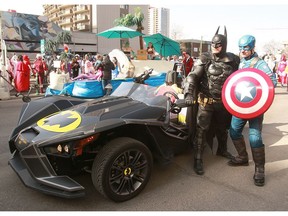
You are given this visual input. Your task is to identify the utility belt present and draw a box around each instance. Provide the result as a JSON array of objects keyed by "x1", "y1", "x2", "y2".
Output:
[{"x1": 197, "y1": 93, "x2": 222, "y2": 106}]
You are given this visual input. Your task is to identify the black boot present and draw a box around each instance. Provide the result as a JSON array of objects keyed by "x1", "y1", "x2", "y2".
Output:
[
  {"x1": 193, "y1": 128, "x2": 205, "y2": 175},
  {"x1": 194, "y1": 158, "x2": 204, "y2": 175},
  {"x1": 228, "y1": 137, "x2": 249, "y2": 166},
  {"x1": 251, "y1": 147, "x2": 265, "y2": 186},
  {"x1": 215, "y1": 129, "x2": 233, "y2": 159}
]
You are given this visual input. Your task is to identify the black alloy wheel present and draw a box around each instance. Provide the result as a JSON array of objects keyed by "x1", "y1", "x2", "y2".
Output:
[{"x1": 91, "y1": 137, "x2": 153, "y2": 202}]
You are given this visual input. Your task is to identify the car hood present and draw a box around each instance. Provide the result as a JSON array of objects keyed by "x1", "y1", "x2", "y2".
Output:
[{"x1": 18, "y1": 96, "x2": 167, "y2": 146}]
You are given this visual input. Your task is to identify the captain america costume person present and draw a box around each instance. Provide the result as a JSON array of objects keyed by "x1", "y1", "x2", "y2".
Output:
[{"x1": 228, "y1": 35, "x2": 277, "y2": 186}]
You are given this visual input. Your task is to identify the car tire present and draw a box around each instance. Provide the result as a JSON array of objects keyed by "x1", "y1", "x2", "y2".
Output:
[{"x1": 91, "y1": 137, "x2": 153, "y2": 202}]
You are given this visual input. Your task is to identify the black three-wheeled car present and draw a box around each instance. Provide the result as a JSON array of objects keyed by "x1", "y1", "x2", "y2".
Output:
[{"x1": 8, "y1": 80, "x2": 191, "y2": 202}]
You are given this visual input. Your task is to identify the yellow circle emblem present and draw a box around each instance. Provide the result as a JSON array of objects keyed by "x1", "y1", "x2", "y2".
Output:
[{"x1": 37, "y1": 110, "x2": 81, "y2": 133}]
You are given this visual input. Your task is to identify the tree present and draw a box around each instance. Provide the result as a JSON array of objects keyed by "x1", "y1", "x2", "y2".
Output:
[
  {"x1": 44, "y1": 31, "x2": 72, "y2": 72},
  {"x1": 44, "y1": 30, "x2": 72, "y2": 55},
  {"x1": 56, "y1": 31, "x2": 72, "y2": 46},
  {"x1": 262, "y1": 40, "x2": 283, "y2": 57},
  {"x1": 114, "y1": 7, "x2": 145, "y2": 50},
  {"x1": 44, "y1": 39, "x2": 57, "y2": 55},
  {"x1": 170, "y1": 24, "x2": 184, "y2": 40}
]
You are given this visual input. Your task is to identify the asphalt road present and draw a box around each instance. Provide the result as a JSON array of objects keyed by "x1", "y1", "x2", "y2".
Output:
[{"x1": 0, "y1": 86, "x2": 288, "y2": 212}]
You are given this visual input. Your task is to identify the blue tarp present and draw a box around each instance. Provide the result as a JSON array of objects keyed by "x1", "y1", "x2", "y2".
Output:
[{"x1": 46, "y1": 73, "x2": 167, "y2": 98}]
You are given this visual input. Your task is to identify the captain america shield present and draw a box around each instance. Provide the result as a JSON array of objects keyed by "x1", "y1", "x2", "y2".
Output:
[{"x1": 222, "y1": 68, "x2": 275, "y2": 119}]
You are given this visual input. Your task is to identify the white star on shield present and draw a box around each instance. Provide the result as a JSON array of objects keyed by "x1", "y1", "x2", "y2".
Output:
[{"x1": 235, "y1": 81, "x2": 255, "y2": 101}]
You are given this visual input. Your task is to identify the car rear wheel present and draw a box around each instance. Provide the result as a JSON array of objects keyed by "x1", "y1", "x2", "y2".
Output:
[{"x1": 91, "y1": 137, "x2": 153, "y2": 202}]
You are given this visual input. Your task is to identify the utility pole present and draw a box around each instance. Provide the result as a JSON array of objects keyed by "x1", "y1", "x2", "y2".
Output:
[{"x1": 199, "y1": 36, "x2": 203, "y2": 56}]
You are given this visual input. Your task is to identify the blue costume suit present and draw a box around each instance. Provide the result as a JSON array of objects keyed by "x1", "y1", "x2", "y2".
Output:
[
  {"x1": 229, "y1": 52, "x2": 277, "y2": 148},
  {"x1": 228, "y1": 34, "x2": 277, "y2": 186}
]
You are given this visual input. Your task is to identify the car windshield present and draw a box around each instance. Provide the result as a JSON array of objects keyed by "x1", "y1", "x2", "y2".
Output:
[{"x1": 111, "y1": 82, "x2": 168, "y2": 109}]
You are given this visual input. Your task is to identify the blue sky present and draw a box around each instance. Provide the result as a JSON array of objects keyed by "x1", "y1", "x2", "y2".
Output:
[{"x1": 1, "y1": 1, "x2": 288, "y2": 54}]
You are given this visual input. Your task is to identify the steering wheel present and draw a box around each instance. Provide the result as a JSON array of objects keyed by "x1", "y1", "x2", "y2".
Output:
[{"x1": 163, "y1": 91, "x2": 181, "y2": 114}]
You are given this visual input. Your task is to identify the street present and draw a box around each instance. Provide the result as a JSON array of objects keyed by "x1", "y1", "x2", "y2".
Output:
[{"x1": 0, "y1": 86, "x2": 287, "y2": 211}]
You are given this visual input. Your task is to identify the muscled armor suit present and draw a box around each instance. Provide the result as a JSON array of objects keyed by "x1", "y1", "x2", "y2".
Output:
[{"x1": 184, "y1": 27, "x2": 240, "y2": 175}]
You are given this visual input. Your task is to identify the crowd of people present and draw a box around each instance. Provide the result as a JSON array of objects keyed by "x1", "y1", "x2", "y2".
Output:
[
  {"x1": 5, "y1": 53, "x2": 48, "y2": 94},
  {"x1": 2, "y1": 41, "x2": 197, "y2": 97},
  {"x1": 3, "y1": 51, "x2": 138, "y2": 95}
]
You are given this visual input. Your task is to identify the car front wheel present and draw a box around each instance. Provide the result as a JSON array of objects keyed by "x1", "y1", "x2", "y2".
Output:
[{"x1": 91, "y1": 137, "x2": 153, "y2": 202}]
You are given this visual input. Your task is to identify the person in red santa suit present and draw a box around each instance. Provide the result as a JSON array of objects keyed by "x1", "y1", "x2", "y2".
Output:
[
  {"x1": 182, "y1": 51, "x2": 194, "y2": 77},
  {"x1": 22, "y1": 55, "x2": 31, "y2": 90},
  {"x1": 33, "y1": 54, "x2": 47, "y2": 93},
  {"x1": 14, "y1": 55, "x2": 30, "y2": 93}
]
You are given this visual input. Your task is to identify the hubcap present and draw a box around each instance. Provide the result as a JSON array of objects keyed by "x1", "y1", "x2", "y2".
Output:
[{"x1": 109, "y1": 150, "x2": 149, "y2": 196}]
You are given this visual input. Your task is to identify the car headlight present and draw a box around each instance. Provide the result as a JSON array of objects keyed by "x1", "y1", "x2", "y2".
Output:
[
  {"x1": 57, "y1": 144, "x2": 62, "y2": 153},
  {"x1": 64, "y1": 144, "x2": 70, "y2": 153},
  {"x1": 43, "y1": 134, "x2": 99, "y2": 157},
  {"x1": 44, "y1": 143, "x2": 72, "y2": 156}
]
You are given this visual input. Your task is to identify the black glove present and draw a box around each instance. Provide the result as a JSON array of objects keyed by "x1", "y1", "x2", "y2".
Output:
[{"x1": 185, "y1": 94, "x2": 194, "y2": 105}]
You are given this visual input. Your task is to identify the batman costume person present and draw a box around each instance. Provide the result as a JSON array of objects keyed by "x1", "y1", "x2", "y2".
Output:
[{"x1": 183, "y1": 26, "x2": 240, "y2": 175}]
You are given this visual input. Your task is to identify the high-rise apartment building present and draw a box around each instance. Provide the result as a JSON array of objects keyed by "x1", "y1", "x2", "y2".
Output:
[
  {"x1": 148, "y1": 7, "x2": 170, "y2": 37},
  {"x1": 43, "y1": 5, "x2": 92, "y2": 32}
]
